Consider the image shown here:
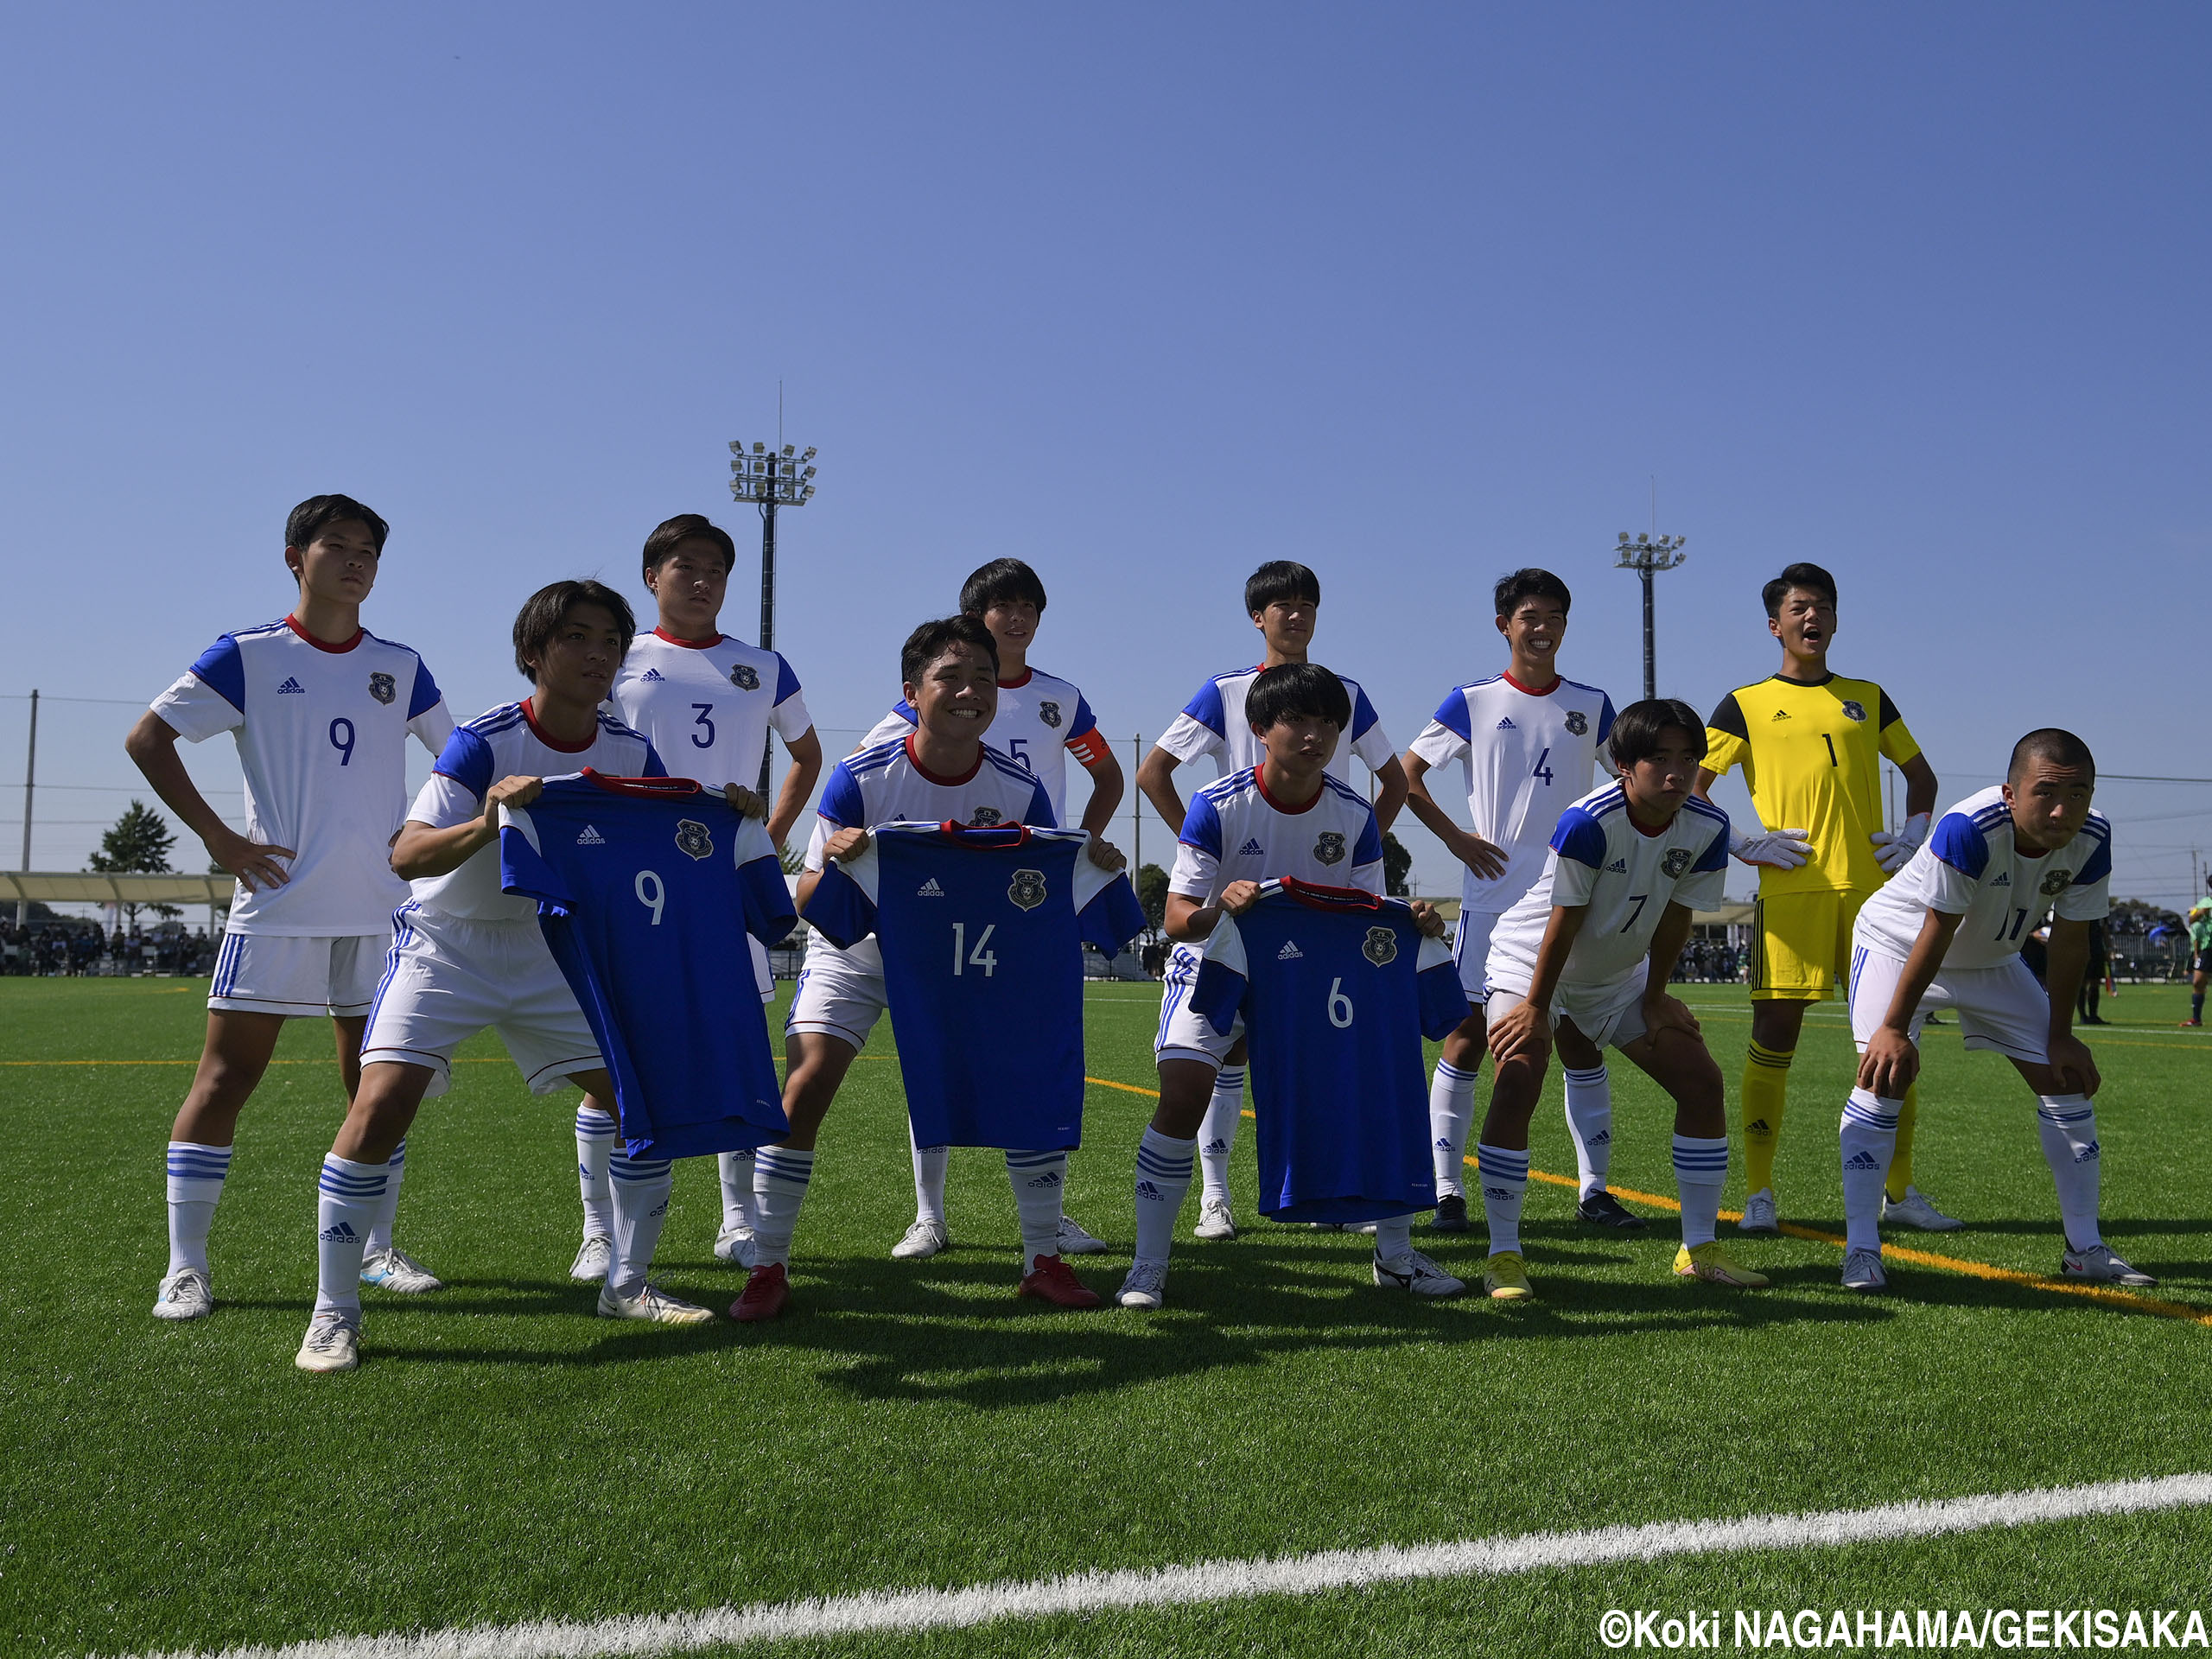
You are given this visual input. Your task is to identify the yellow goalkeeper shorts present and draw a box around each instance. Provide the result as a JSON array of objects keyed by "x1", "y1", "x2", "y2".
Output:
[{"x1": 1749, "y1": 890, "x2": 1865, "y2": 1001}]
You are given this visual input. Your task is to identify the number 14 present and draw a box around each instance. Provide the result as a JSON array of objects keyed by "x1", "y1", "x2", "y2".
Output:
[{"x1": 951, "y1": 922, "x2": 998, "y2": 976}]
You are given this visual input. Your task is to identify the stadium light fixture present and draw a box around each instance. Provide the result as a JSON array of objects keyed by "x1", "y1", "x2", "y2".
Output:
[
  {"x1": 1613, "y1": 531, "x2": 1688, "y2": 702},
  {"x1": 728, "y1": 433, "x2": 822, "y2": 792}
]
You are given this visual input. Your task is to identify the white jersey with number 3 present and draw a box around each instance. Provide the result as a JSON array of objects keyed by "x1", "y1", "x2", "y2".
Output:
[{"x1": 609, "y1": 628, "x2": 811, "y2": 791}]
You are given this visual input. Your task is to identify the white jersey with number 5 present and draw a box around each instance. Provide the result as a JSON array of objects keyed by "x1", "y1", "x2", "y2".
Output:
[{"x1": 860, "y1": 664, "x2": 1109, "y2": 824}]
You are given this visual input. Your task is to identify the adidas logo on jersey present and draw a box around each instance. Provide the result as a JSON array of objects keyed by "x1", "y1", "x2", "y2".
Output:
[
  {"x1": 1845, "y1": 1150, "x2": 1880, "y2": 1170},
  {"x1": 640, "y1": 668, "x2": 665, "y2": 682},
  {"x1": 1606, "y1": 858, "x2": 1627, "y2": 873},
  {"x1": 575, "y1": 825, "x2": 607, "y2": 846},
  {"x1": 1993, "y1": 872, "x2": 2011, "y2": 887},
  {"x1": 1496, "y1": 716, "x2": 1516, "y2": 730},
  {"x1": 276, "y1": 677, "x2": 306, "y2": 695},
  {"x1": 1770, "y1": 709, "x2": 1791, "y2": 721},
  {"x1": 1276, "y1": 939, "x2": 1304, "y2": 960},
  {"x1": 916, "y1": 877, "x2": 944, "y2": 896},
  {"x1": 1239, "y1": 838, "x2": 1266, "y2": 856}
]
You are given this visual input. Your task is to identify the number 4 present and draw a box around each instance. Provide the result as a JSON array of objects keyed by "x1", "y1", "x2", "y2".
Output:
[{"x1": 951, "y1": 921, "x2": 998, "y2": 976}]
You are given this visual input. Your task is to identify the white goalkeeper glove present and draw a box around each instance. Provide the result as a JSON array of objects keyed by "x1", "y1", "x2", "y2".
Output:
[
  {"x1": 1730, "y1": 826, "x2": 1814, "y2": 869},
  {"x1": 1870, "y1": 812, "x2": 1931, "y2": 874}
]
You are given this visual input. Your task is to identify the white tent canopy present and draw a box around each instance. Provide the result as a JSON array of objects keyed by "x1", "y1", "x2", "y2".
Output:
[{"x1": 2, "y1": 872, "x2": 232, "y2": 905}]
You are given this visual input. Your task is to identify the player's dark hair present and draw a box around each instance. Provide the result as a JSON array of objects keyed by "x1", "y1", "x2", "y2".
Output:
[
  {"x1": 286, "y1": 493, "x2": 389, "y2": 555},
  {"x1": 512, "y1": 579, "x2": 637, "y2": 680},
  {"x1": 900, "y1": 614, "x2": 999, "y2": 689},
  {"x1": 1493, "y1": 568, "x2": 1572, "y2": 617},
  {"x1": 959, "y1": 558, "x2": 1048, "y2": 617},
  {"x1": 1607, "y1": 697, "x2": 1708, "y2": 771},
  {"x1": 2008, "y1": 728, "x2": 2096, "y2": 785},
  {"x1": 641, "y1": 513, "x2": 736, "y2": 578},
  {"x1": 1761, "y1": 562, "x2": 1838, "y2": 619},
  {"x1": 1244, "y1": 661, "x2": 1351, "y2": 734},
  {"x1": 1244, "y1": 560, "x2": 1321, "y2": 616}
]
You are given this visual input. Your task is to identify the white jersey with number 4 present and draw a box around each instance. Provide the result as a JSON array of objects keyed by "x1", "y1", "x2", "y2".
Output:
[
  {"x1": 1408, "y1": 672, "x2": 1616, "y2": 916},
  {"x1": 860, "y1": 664, "x2": 1108, "y2": 824},
  {"x1": 609, "y1": 628, "x2": 811, "y2": 791}
]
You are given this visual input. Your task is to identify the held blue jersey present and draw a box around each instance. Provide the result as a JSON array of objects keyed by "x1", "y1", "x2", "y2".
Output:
[
  {"x1": 499, "y1": 772, "x2": 797, "y2": 1160},
  {"x1": 805, "y1": 823, "x2": 1144, "y2": 1151},
  {"x1": 1191, "y1": 880, "x2": 1463, "y2": 1223}
]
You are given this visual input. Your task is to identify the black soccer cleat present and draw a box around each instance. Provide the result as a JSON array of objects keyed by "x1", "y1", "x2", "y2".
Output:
[
  {"x1": 1578, "y1": 1189, "x2": 1649, "y2": 1230},
  {"x1": 1429, "y1": 1194, "x2": 1470, "y2": 1234}
]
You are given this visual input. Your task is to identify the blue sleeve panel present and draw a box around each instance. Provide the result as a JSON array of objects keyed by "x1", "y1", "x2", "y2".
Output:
[
  {"x1": 433, "y1": 724, "x2": 495, "y2": 802},
  {"x1": 1930, "y1": 811, "x2": 1990, "y2": 879},
  {"x1": 1551, "y1": 806, "x2": 1608, "y2": 868},
  {"x1": 186, "y1": 635, "x2": 246, "y2": 712}
]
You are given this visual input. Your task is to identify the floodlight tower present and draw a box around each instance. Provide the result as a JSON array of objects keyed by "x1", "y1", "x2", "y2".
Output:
[
  {"x1": 1615, "y1": 531, "x2": 1688, "y2": 702},
  {"x1": 728, "y1": 439, "x2": 819, "y2": 794}
]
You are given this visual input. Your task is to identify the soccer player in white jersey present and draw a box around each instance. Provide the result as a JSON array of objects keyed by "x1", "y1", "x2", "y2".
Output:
[
  {"x1": 604, "y1": 513, "x2": 823, "y2": 1280},
  {"x1": 1837, "y1": 729, "x2": 2150, "y2": 1293},
  {"x1": 1479, "y1": 699, "x2": 1770, "y2": 1300},
  {"x1": 859, "y1": 558, "x2": 1124, "y2": 1262},
  {"x1": 295, "y1": 582, "x2": 707, "y2": 1374},
  {"x1": 1122, "y1": 663, "x2": 1458, "y2": 1309},
  {"x1": 126, "y1": 495, "x2": 454, "y2": 1323},
  {"x1": 1135, "y1": 562, "x2": 1409, "y2": 1243},
  {"x1": 730, "y1": 616, "x2": 1129, "y2": 1324},
  {"x1": 1402, "y1": 569, "x2": 1635, "y2": 1237}
]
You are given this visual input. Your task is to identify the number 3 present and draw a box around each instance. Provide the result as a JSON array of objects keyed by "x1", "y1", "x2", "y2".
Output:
[
  {"x1": 1327, "y1": 976, "x2": 1353, "y2": 1028},
  {"x1": 635, "y1": 869, "x2": 664, "y2": 925}
]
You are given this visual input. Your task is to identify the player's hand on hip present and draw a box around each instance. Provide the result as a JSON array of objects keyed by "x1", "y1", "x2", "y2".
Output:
[
  {"x1": 722, "y1": 783, "x2": 767, "y2": 820},
  {"x1": 1869, "y1": 811, "x2": 1931, "y2": 874},
  {"x1": 1731, "y1": 827, "x2": 1813, "y2": 868},
  {"x1": 1219, "y1": 880, "x2": 1262, "y2": 917},
  {"x1": 1855, "y1": 1027, "x2": 1920, "y2": 1100},
  {"x1": 823, "y1": 827, "x2": 871, "y2": 865},
  {"x1": 1408, "y1": 899, "x2": 1447, "y2": 938},
  {"x1": 210, "y1": 828, "x2": 295, "y2": 892},
  {"x1": 1641, "y1": 993, "x2": 1700, "y2": 1041},
  {"x1": 1084, "y1": 834, "x2": 1127, "y2": 872},
  {"x1": 2044, "y1": 1033, "x2": 2102, "y2": 1097},
  {"x1": 1453, "y1": 830, "x2": 1510, "y2": 881},
  {"x1": 1487, "y1": 998, "x2": 1550, "y2": 1065}
]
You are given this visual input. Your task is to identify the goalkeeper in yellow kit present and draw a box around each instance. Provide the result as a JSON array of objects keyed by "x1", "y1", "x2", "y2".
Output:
[{"x1": 1696, "y1": 563, "x2": 1952, "y2": 1235}]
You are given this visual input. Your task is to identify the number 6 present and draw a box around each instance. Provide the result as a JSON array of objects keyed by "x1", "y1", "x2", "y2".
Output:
[
  {"x1": 635, "y1": 869, "x2": 664, "y2": 925},
  {"x1": 1327, "y1": 976, "x2": 1353, "y2": 1028}
]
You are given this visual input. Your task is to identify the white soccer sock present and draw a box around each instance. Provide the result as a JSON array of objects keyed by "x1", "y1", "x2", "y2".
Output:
[
  {"x1": 912, "y1": 1126, "x2": 950, "y2": 1229},
  {"x1": 717, "y1": 1150, "x2": 756, "y2": 1234},
  {"x1": 165, "y1": 1141, "x2": 232, "y2": 1278},
  {"x1": 751, "y1": 1146, "x2": 816, "y2": 1268},
  {"x1": 1133, "y1": 1127, "x2": 1196, "y2": 1266},
  {"x1": 575, "y1": 1106, "x2": 615, "y2": 1242},
  {"x1": 1427, "y1": 1060, "x2": 1478, "y2": 1198},
  {"x1": 1196, "y1": 1067, "x2": 1245, "y2": 1205},
  {"x1": 1474, "y1": 1143, "x2": 1530, "y2": 1255},
  {"x1": 365, "y1": 1139, "x2": 406, "y2": 1256},
  {"x1": 1671, "y1": 1134, "x2": 1729, "y2": 1249},
  {"x1": 1563, "y1": 1065, "x2": 1614, "y2": 1198},
  {"x1": 313, "y1": 1154, "x2": 385, "y2": 1320},
  {"x1": 1840, "y1": 1090, "x2": 1901, "y2": 1254},
  {"x1": 1372, "y1": 1215, "x2": 1414, "y2": 1260},
  {"x1": 607, "y1": 1149, "x2": 675, "y2": 1300},
  {"x1": 2036, "y1": 1095, "x2": 2102, "y2": 1252},
  {"x1": 1006, "y1": 1150, "x2": 1068, "y2": 1272}
]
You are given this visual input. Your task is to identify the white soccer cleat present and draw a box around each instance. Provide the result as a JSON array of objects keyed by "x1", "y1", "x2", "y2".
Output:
[
  {"x1": 295, "y1": 1313, "x2": 360, "y2": 1373},
  {"x1": 1349, "y1": 1221, "x2": 1379, "y2": 1236},
  {"x1": 1116, "y1": 1259, "x2": 1168, "y2": 1309},
  {"x1": 152, "y1": 1268, "x2": 213, "y2": 1321},
  {"x1": 1192, "y1": 1198, "x2": 1237, "y2": 1241},
  {"x1": 596, "y1": 1281, "x2": 715, "y2": 1324},
  {"x1": 2062, "y1": 1243, "x2": 2157, "y2": 1287},
  {"x1": 1056, "y1": 1214, "x2": 1110, "y2": 1255},
  {"x1": 891, "y1": 1219, "x2": 949, "y2": 1260},
  {"x1": 1738, "y1": 1188, "x2": 1780, "y2": 1234},
  {"x1": 1840, "y1": 1248, "x2": 1888, "y2": 1292},
  {"x1": 713, "y1": 1223, "x2": 758, "y2": 1268},
  {"x1": 1373, "y1": 1249, "x2": 1466, "y2": 1297},
  {"x1": 1882, "y1": 1186, "x2": 1963, "y2": 1232},
  {"x1": 569, "y1": 1235, "x2": 613, "y2": 1282},
  {"x1": 359, "y1": 1246, "x2": 443, "y2": 1294}
]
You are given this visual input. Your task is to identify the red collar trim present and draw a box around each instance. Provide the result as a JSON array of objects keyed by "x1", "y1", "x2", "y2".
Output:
[
  {"x1": 284, "y1": 615, "x2": 364, "y2": 654},
  {"x1": 997, "y1": 666, "x2": 1033, "y2": 690},
  {"x1": 521, "y1": 698, "x2": 601, "y2": 754},
  {"x1": 652, "y1": 626, "x2": 725, "y2": 650},
  {"x1": 1276, "y1": 876, "x2": 1381, "y2": 912},
  {"x1": 1624, "y1": 800, "x2": 1674, "y2": 838},
  {"x1": 1251, "y1": 764, "x2": 1325, "y2": 816},
  {"x1": 938, "y1": 820, "x2": 1033, "y2": 847},
  {"x1": 582, "y1": 768, "x2": 700, "y2": 798},
  {"x1": 904, "y1": 732, "x2": 983, "y2": 787},
  {"x1": 1501, "y1": 669, "x2": 1560, "y2": 696}
]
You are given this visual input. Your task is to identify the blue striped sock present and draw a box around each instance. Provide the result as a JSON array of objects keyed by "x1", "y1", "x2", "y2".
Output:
[
  {"x1": 751, "y1": 1147, "x2": 816, "y2": 1268},
  {"x1": 365, "y1": 1139, "x2": 405, "y2": 1256},
  {"x1": 165, "y1": 1141, "x2": 232, "y2": 1276},
  {"x1": 607, "y1": 1147, "x2": 675, "y2": 1299},
  {"x1": 1428, "y1": 1061, "x2": 1478, "y2": 1196},
  {"x1": 1198, "y1": 1069, "x2": 1246, "y2": 1203},
  {"x1": 1840, "y1": 1090, "x2": 1901, "y2": 1252},
  {"x1": 1475, "y1": 1142, "x2": 1530, "y2": 1255},
  {"x1": 2036, "y1": 1096, "x2": 2101, "y2": 1252},
  {"x1": 1563, "y1": 1065, "x2": 1613, "y2": 1197},
  {"x1": 1133, "y1": 1127, "x2": 1195, "y2": 1265},
  {"x1": 575, "y1": 1107, "x2": 615, "y2": 1241},
  {"x1": 1672, "y1": 1134, "x2": 1730, "y2": 1248},
  {"x1": 1006, "y1": 1150, "x2": 1068, "y2": 1271},
  {"x1": 314, "y1": 1154, "x2": 385, "y2": 1319}
]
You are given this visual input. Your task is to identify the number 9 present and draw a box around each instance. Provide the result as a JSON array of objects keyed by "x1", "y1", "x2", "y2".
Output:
[
  {"x1": 635, "y1": 869, "x2": 664, "y2": 925},
  {"x1": 328, "y1": 717, "x2": 355, "y2": 766}
]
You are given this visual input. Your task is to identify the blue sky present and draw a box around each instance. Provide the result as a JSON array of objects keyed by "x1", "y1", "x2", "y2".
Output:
[{"x1": 3, "y1": 5, "x2": 2207, "y2": 905}]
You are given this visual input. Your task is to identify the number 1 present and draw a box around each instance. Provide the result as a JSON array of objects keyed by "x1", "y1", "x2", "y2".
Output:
[{"x1": 1822, "y1": 734, "x2": 1838, "y2": 767}]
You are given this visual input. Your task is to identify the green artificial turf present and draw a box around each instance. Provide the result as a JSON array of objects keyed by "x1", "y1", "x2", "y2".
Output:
[{"x1": 3, "y1": 976, "x2": 2208, "y2": 1656}]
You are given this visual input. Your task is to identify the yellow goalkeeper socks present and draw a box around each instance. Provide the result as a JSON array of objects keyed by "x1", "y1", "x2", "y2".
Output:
[
  {"x1": 1741, "y1": 1040, "x2": 1795, "y2": 1193},
  {"x1": 1885, "y1": 1082, "x2": 1922, "y2": 1203}
]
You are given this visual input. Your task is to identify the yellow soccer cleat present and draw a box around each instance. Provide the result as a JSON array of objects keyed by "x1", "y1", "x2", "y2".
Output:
[
  {"x1": 1483, "y1": 1250, "x2": 1535, "y2": 1300},
  {"x1": 1673, "y1": 1242, "x2": 1770, "y2": 1287}
]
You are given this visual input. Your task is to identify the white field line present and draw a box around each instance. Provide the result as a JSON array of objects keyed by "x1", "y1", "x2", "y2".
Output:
[{"x1": 133, "y1": 1472, "x2": 2212, "y2": 1659}]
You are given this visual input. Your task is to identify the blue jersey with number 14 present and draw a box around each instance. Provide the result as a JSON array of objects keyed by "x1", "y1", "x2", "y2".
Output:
[{"x1": 499, "y1": 772, "x2": 797, "y2": 1160}]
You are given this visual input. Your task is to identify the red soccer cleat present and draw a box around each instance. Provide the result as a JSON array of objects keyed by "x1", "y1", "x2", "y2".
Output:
[
  {"x1": 730, "y1": 1261, "x2": 789, "y2": 1323},
  {"x1": 1018, "y1": 1254, "x2": 1103, "y2": 1309}
]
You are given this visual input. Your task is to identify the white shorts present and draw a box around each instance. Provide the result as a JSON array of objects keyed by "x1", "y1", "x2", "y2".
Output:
[
  {"x1": 208, "y1": 931, "x2": 386, "y2": 1017},
  {"x1": 1452, "y1": 910, "x2": 1500, "y2": 1006},
  {"x1": 1154, "y1": 941, "x2": 1241, "y2": 1069},
  {"x1": 360, "y1": 904, "x2": 602, "y2": 1099},
  {"x1": 1486, "y1": 971, "x2": 1649, "y2": 1052},
  {"x1": 1847, "y1": 944, "x2": 2050, "y2": 1065},
  {"x1": 785, "y1": 936, "x2": 887, "y2": 1051}
]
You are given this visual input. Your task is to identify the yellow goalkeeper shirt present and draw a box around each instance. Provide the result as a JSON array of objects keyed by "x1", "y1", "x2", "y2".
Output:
[{"x1": 1704, "y1": 672, "x2": 1922, "y2": 896}]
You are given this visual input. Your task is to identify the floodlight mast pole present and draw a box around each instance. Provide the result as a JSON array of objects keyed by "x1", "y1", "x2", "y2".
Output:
[
  {"x1": 16, "y1": 689, "x2": 35, "y2": 926},
  {"x1": 1613, "y1": 532, "x2": 1688, "y2": 702},
  {"x1": 729, "y1": 440, "x2": 819, "y2": 797}
]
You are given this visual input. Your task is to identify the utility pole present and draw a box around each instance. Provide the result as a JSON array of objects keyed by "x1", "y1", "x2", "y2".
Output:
[
  {"x1": 728, "y1": 437, "x2": 818, "y2": 797},
  {"x1": 1614, "y1": 531, "x2": 1688, "y2": 701},
  {"x1": 16, "y1": 690, "x2": 35, "y2": 927}
]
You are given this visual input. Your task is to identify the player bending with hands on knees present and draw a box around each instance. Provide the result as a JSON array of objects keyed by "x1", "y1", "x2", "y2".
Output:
[
  {"x1": 730, "y1": 616, "x2": 1127, "y2": 1322},
  {"x1": 128, "y1": 494, "x2": 454, "y2": 1321},
  {"x1": 1135, "y1": 560, "x2": 1408, "y2": 1243},
  {"x1": 1836, "y1": 729, "x2": 2151, "y2": 1293},
  {"x1": 1478, "y1": 699, "x2": 1769, "y2": 1300},
  {"x1": 296, "y1": 581, "x2": 704, "y2": 1374},
  {"x1": 1122, "y1": 662, "x2": 1457, "y2": 1311}
]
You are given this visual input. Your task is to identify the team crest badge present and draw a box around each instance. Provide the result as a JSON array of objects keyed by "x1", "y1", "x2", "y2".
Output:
[
  {"x1": 2040, "y1": 869, "x2": 2074, "y2": 897},
  {"x1": 1008, "y1": 868, "x2": 1047, "y2": 911},
  {"x1": 674, "y1": 819, "x2": 713, "y2": 861},
  {"x1": 729, "y1": 664, "x2": 760, "y2": 691},
  {"x1": 970, "y1": 807, "x2": 1002, "y2": 827},
  {"x1": 367, "y1": 671, "x2": 396, "y2": 706},
  {"x1": 1038, "y1": 700, "x2": 1062, "y2": 728},
  {"x1": 1362, "y1": 926, "x2": 1398, "y2": 966},
  {"x1": 1314, "y1": 831, "x2": 1346, "y2": 867},
  {"x1": 1564, "y1": 710, "x2": 1587, "y2": 736},
  {"x1": 1662, "y1": 848, "x2": 1693, "y2": 879},
  {"x1": 1840, "y1": 700, "x2": 1867, "y2": 722}
]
